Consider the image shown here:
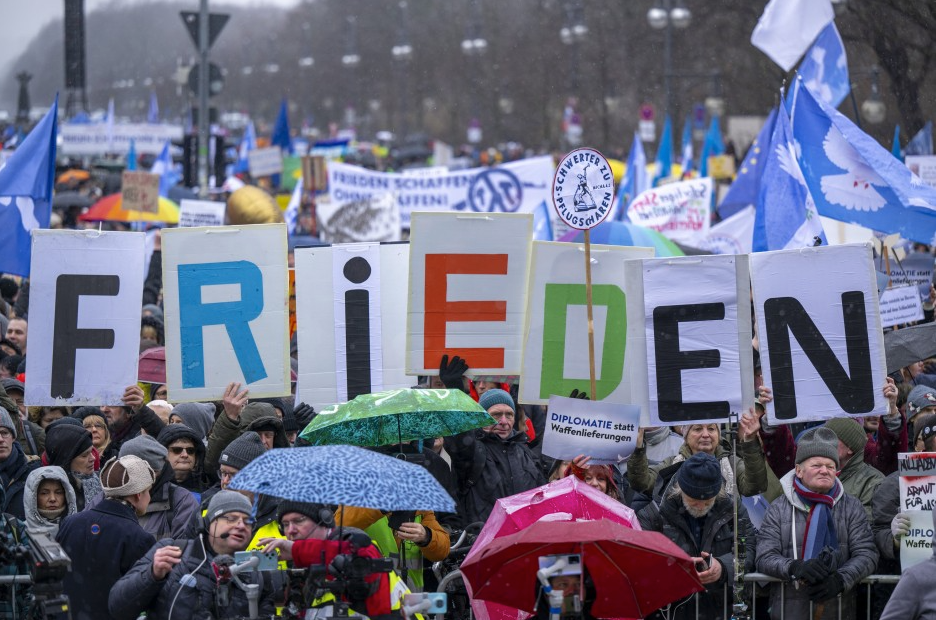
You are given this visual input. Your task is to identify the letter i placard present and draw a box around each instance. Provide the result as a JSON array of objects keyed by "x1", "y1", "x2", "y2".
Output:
[{"x1": 551, "y1": 148, "x2": 615, "y2": 398}]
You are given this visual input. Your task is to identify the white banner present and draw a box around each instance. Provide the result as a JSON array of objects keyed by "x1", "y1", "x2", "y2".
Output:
[
  {"x1": 295, "y1": 242, "x2": 411, "y2": 411},
  {"x1": 879, "y1": 286, "x2": 924, "y2": 328},
  {"x1": 751, "y1": 243, "x2": 888, "y2": 425},
  {"x1": 162, "y1": 224, "x2": 290, "y2": 402},
  {"x1": 519, "y1": 241, "x2": 653, "y2": 414},
  {"x1": 179, "y1": 199, "x2": 226, "y2": 228},
  {"x1": 899, "y1": 452, "x2": 936, "y2": 570},
  {"x1": 626, "y1": 177, "x2": 714, "y2": 244},
  {"x1": 542, "y1": 396, "x2": 639, "y2": 464},
  {"x1": 317, "y1": 192, "x2": 402, "y2": 243},
  {"x1": 643, "y1": 254, "x2": 753, "y2": 425},
  {"x1": 59, "y1": 123, "x2": 183, "y2": 155},
  {"x1": 25, "y1": 230, "x2": 144, "y2": 406},
  {"x1": 407, "y1": 212, "x2": 532, "y2": 376},
  {"x1": 697, "y1": 205, "x2": 755, "y2": 255},
  {"x1": 328, "y1": 156, "x2": 555, "y2": 227},
  {"x1": 248, "y1": 147, "x2": 284, "y2": 177}
]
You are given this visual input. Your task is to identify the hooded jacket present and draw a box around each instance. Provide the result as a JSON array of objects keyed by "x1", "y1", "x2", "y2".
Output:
[
  {"x1": 156, "y1": 423, "x2": 213, "y2": 493},
  {"x1": 444, "y1": 428, "x2": 545, "y2": 525},
  {"x1": 755, "y1": 470, "x2": 878, "y2": 620},
  {"x1": 879, "y1": 508, "x2": 936, "y2": 619},
  {"x1": 0, "y1": 442, "x2": 39, "y2": 519},
  {"x1": 23, "y1": 466, "x2": 78, "y2": 536}
]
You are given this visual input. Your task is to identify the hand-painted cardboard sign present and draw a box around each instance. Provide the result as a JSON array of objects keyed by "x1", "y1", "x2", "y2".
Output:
[
  {"x1": 25, "y1": 230, "x2": 145, "y2": 406},
  {"x1": 751, "y1": 243, "x2": 887, "y2": 425},
  {"x1": 542, "y1": 395, "x2": 640, "y2": 464},
  {"x1": 643, "y1": 254, "x2": 754, "y2": 425},
  {"x1": 162, "y1": 223, "x2": 290, "y2": 402},
  {"x1": 519, "y1": 241, "x2": 653, "y2": 408},
  {"x1": 295, "y1": 242, "x2": 411, "y2": 410},
  {"x1": 626, "y1": 177, "x2": 713, "y2": 244},
  {"x1": 406, "y1": 212, "x2": 532, "y2": 376},
  {"x1": 898, "y1": 452, "x2": 936, "y2": 570}
]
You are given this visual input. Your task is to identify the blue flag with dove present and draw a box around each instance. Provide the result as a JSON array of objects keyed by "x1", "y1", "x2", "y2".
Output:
[
  {"x1": 791, "y1": 78, "x2": 936, "y2": 245},
  {"x1": 0, "y1": 97, "x2": 57, "y2": 276},
  {"x1": 797, "y1": 22, "x2": 849, "y2": 108}
]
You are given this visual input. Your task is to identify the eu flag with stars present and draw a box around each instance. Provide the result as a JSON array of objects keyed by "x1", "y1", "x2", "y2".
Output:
[
  {"x1": 718, "y1": 109, "x2": 777, "y2": 219},
  {"x1": 0, "y1": 97, "x2": 57, "y2": 277},
  {"x1": 791, "y1": 78, "x2": 936, "y2": 245}
]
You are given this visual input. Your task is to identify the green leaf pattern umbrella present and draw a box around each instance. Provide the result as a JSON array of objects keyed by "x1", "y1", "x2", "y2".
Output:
[{"x1": 299, "y1": 388, "x2": 495, "y2": 447}]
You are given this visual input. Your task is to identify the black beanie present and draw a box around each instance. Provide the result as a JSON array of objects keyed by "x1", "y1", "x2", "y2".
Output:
[
  {"x1": 277, "y1": 500, "x2": 334, "y2": 527},
  {"x1": 220, "y1": 431, "x2": 266, "y2": 471},
  {"x1": 676, "y1": 452, "x2": 723, "y2": 500},
  {"x1": 157, "y1": 423, "x2": 204, "y2": 454},
  {"x1": 73, "y1": 406, "x2": 104, "y2": 421},
  {"x1": 46, "y1": 424, "x2": 93, "y2": 469}
]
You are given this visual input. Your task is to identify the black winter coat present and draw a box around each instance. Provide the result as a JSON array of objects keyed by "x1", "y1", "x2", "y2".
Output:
[
  {"x1": 0, "y1": 443, "x2": 39, "y2": 520},
  {"x1": 638, "y1": 493, "x2": 756, "y2": 620},
  {"x1": 109, "y1": 536, "x2": 277, "y2": 620},
  {"x1": 445, "y1": 429, "x2": 546, "y2": 525},
  {"x1": 56, "y1": 498, "x2": 156, "y2": 620}
]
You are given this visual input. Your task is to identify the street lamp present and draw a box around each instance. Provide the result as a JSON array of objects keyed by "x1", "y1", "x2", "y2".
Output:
[
  {"x1": 462, "y1": 0, "x2": 487, "y2": 144},
  {"x1": 392, "y1": 0, "x2": 413, "y2": 135},
  {"x1": 299, "y1": 22, "x2": 314, "y2": 68},
  {"x1": 647, "y1": 0, "x2": 691, "y2": 118}
]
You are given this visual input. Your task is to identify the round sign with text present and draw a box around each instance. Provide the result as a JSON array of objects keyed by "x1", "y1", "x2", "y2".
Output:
[{"x1": 551, "y1": 148, "x2": 615, "y2": 230}]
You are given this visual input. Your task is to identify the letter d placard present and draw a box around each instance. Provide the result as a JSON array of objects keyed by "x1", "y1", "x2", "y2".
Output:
[{"x1": 163, "y1": 224, "x2": 290, "y2": 402}]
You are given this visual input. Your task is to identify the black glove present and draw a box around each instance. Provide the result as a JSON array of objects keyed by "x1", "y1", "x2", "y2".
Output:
[
  {"x1": 788, "y1": 558, "x2": 830, "y2": 584},
  {"x1": 439, "y1": 354, "x2": 469, "y2": 392},
  {"x1": 569, "y1": 389, "x2": 590, "y2": 400},
  {"x1": 807, "y1": 572, "x2": 845, "y2": 602},
  {"x1": 293, "y1": 402, "x2": 317, "y2": 428},
  {"x1": 339, "y1": 531, "x2": 373, "y2": 551}
]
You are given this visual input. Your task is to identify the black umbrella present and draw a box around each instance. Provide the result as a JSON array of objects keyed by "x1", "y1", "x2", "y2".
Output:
[
  {"x1": 883, "y1": 322, "x2": 936, "y2": 374},
  {"x1": 52, "y1": 192, "x2": 93, "y2": 209}
]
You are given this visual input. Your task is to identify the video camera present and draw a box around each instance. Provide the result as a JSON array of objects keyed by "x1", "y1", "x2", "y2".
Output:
[
  {"x1": 0, "y1": 515, "x2": 72, "y2": 620},
  {"x1": 280, "y1": 554, "x2": 394, "y2": 619}
]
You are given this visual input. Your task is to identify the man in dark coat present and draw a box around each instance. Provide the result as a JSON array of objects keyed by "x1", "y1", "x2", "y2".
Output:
[
  {"x1": 56, "y1": 455, "x2": 156, "y2": 620},
  {"x1": 445, "y1": 389, "x2": 545, "y2": 525},
  {"x1": 638, "y1": 452, "x2": 756, "y2": 620},
  {"x1": 0, "y1": 406, "x2": 38, "y2": 519}
]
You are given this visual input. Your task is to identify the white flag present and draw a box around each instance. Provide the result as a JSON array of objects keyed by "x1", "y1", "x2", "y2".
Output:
[
  {"x1": 697, "y1": 205, "x2": 755, "y2": 255},
  {"x1": 751, "y1": 0, "x2": 834, "y2": 72}
]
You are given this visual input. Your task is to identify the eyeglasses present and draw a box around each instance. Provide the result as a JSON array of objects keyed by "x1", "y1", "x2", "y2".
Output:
[
  {"x1": 280, "y1": 516, "x2": 309, "y2": 529},
  {"x1": 489, "y1": 411, "x2": 515, "y2": 421},
  {"x1": 219, "y1": 469, "x2": 239, "y2": 480},
  {"x1": 218, "y1": 514, "x2": 254, "y2": 526},
  {"x1": 0, "y1": 429, "x2": 12, "y2": 439},
  {"x1": 169, "y1": 446, "x2": 196, "y2": 455}
]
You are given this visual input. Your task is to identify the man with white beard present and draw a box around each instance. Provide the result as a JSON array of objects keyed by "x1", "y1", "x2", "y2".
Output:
[{"x1": 637, "y1": 452, "x2": 755, "y2": 620}]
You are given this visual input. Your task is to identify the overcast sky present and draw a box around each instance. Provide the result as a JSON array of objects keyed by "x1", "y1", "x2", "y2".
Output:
[{"x1": 2, "y1": 0, "x2": 301, "y2": 82}]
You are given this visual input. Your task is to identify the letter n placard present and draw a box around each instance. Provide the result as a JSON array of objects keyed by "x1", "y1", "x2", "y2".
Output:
[
  {"x1": 163, "y1": 224, "x2": 290, "y2": 402},
  {"x1": 25, "y1": 230, "x2": 145, "y2": 406},
  {"x1": 751, "y1": 243, "x2": 887, "y2": 425}
]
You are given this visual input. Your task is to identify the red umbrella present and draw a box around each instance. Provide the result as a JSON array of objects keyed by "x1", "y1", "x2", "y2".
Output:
[
  {"x1": 461, "y1": 518, "x2": 703, "y2": 619},
  {"x1": 138, "y1": 346, "x2": 166, "y2": 384}
]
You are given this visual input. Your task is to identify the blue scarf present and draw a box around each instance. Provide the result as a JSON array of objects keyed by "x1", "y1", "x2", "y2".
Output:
[{"x1": 792, "y1": 476, "x2": 840, "y2": 559}]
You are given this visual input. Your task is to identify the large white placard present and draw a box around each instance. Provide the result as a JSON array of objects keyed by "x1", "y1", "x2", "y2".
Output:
[
  {"x1": 625, "y1": 177, "x2": 714, "y2": 244},
  {"x1": 879, "y1": 286, "x2": 924, "y2": 328},
  {"x1": 751, "y1": 243, "x2": 888, "y2": 425},
  {"x1": 643, "y1": 254, "x2": 753, "y2": 425},
  {"x1": 898, "y1": 452, "x2": 936, "y2": 570},
  {"x1": 295, "y1": 242, "x2": 411, "y2": 411},
  {"x1": 519, "y1": 241, "x2": 653, "y2": 415},
  {"x1": 162, "y1": 224, "x2": 290, "y2": 401},
  {"x1": 59, "y1": 123, "x2": 183, "y2": 155},
  {"x1": 328, "y1": 156, "x2": 555, "y2": 228},
  {"x1": 248, "y1": 147, "x2": 284, "y2": 177},
  {"x1": 542, "y1": 396, "x2": 639, "y2": 464},
  {"x1": 25, "y1": 230, "x2": 145, "y2": 406},
  {"x1": 179, "y1": 199, "x2": 226, "y2": 228},
  {"x1": 406, "y1": 212, "x2": 532, "y2": 376}
]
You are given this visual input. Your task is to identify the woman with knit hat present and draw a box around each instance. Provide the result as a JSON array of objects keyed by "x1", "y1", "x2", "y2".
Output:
[{"x1": 45, "y1": 422, "x2": 102, "y2": 511}]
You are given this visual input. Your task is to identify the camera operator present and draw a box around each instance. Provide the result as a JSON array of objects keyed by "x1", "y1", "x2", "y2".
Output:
[
  {"x1": 0, "y1": 486, "x2": 32, "y2": 619},
  {"x1": 109, "y1": 490, "x2": 277, "y2": 620},
  {"x1": 261, "y1": 501, "x2": 408, "y2": 619}
]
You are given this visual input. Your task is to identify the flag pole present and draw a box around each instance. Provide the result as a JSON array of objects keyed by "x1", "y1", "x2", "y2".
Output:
[{"x1": 584, "y1": 228, "x2": 597, "y2": 400}]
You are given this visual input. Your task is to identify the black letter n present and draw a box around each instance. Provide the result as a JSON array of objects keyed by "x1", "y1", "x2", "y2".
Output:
[
  {"x1": 52, "y1": 275, "x2": 120, "y2": 399},
  {"x1": 764, "y1": 292, "x2": 874, "y2": 420}
]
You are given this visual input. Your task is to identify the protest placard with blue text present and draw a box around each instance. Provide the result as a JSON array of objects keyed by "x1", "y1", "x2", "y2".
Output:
[
  {"x1": 542, "y1": 395, "x2": 640, "y2": 464},
  {"x1": 899, "y1": 452, "x2": 936, "y2": 570},
  {"x1": 162, "y1": 223, "x2": 290, "y2": 401},
  {"x1": 25, "y1": 230, "x2": 144, "y2": 406}
]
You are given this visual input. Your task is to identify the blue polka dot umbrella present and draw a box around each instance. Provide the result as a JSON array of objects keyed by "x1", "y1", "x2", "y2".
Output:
[{"x1": 227, "y1": 444, "x2": 456, "y2": 513}]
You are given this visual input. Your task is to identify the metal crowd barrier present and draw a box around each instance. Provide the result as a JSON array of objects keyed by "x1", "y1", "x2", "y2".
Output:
[{"x1": 656, "y1": 573, "x2": 902, "y2": 620}]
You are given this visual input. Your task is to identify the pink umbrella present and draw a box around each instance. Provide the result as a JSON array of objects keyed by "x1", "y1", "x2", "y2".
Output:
[{"x1": 464, "y1": 476, "x2": 639, "y2": 620}]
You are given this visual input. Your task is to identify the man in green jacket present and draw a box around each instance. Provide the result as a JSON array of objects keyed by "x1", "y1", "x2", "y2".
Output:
[{"x1": 823, "y1": 417, "x2": 884, "y2": 519}]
